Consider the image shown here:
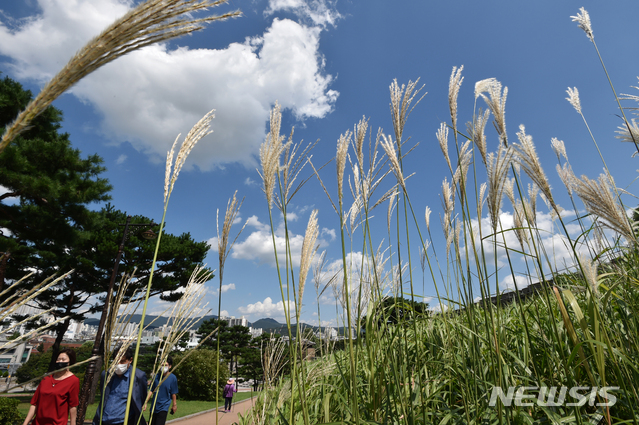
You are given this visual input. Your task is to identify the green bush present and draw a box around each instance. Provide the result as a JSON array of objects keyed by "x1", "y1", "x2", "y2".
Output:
[
  {"x1": 171, "y1": 349, "x2": 228, "y2": 401},
  {"x1": 0, "y1": 397, "x2": 22, "y2": 425}
]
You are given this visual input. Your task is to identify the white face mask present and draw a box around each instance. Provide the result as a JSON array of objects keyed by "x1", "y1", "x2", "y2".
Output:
[
  {"x1": 115, "y1": 363, "x2": 129, "y2": 375},
  {"x1": 162, "y1": 366, "x2": 169, "y2": 373}
]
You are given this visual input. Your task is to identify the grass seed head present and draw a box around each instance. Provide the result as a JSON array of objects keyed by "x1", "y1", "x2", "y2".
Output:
[
  {"x1": 0, "y1": 0, "x2": 240, "y2": 152},
  {"x1": 551, "y1": 137, "x2": 568, "y2": 162},
  {"x1": 571, "y1": 7, "x2": 594, "y2": 42},
  {"x1": 448, "y1": 65, "x2": 464, "y2": 133},
  {"x1": 513, "y1": 125, "x2": 556, "y2": 211},
  {"x1": 437, "y1": 123, "x2": 452, "y2": 172},
  {"x1": 566, "y1": 87, "x2": 582, "y2": 115},
  {"x1": 476, "y1": 78, "x2": 508, "y2": 146}
]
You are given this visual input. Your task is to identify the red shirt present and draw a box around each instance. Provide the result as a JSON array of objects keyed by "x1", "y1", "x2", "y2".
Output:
[{"x1": 30, "y1": 374, "x2": 80, "y2": 425}]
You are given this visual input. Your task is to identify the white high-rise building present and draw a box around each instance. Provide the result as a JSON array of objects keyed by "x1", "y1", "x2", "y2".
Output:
[{"x1": 220, "y1": 315, "x2": 248, "y2": 327}]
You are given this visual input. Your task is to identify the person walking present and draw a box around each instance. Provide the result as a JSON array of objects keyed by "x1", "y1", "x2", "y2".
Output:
[
  {"x1": 143, "y1": 357, "x2": 178, "y2": 425},
  {"x1": 22, "y1": 348, "x2": 80, "y2": 425},
  {"x1": 222, "y1": 378, "x2": 237, "y2": 412},
  {"x1": 93, "y1": 348, "x2": 148, "y2": 425}
]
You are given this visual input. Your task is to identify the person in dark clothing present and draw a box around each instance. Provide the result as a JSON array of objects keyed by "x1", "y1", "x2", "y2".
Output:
[
  {"x1": 143, "y1": 356, "x2": 178, "y2": 425},
  {"x1": 93, "y1": 348, "x2": 147, "y2": 425}
]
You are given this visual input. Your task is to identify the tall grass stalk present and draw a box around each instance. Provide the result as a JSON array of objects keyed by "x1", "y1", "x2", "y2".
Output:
[
  {"x1": 122, "y1": 110, "x2": 214, "y2": 425},
  {"x1": 0, "y1": 0, "x2": 239, "y2": 152},
  {"x1": 214, "y1": 191, "x2": 246, "y2": 425},
  {"x1": 242, "y1": 9, "x2": 639, "y2": 424}
]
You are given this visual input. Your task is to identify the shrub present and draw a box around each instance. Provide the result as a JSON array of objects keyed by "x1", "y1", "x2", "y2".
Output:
[
  {"x1": 0, "y1": 398, "x2": 22, "y2": 425},
  {"x1": 171, "y1": 349, "x2": 228, "y2": 401}
]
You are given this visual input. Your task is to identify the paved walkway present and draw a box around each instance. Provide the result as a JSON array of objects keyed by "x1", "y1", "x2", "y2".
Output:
[{"x1": 167, "y1": 397, "x2": 255, "y2": 425}]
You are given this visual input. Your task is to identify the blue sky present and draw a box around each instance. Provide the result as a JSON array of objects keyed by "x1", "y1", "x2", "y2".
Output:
[{"x1": 1, "y1": 0, "x2": 638, "y2": 326}]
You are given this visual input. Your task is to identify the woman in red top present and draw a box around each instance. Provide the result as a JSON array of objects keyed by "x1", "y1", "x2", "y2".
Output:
[{"x1": 22, "y1": 348, "x2": 80, "y2": 425}]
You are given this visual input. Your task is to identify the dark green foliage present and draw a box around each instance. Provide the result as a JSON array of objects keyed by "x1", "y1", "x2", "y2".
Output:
[
  {"x1": 238, "y1": 335, "x2": 268, "y2": 389},
  {"x1": 196, "y1": 319, "x2": 251, "y2": 373},
  {"x1": 0, "y1": 397, "x2": 22, "y2": 425},
  {"x1": 0, "y1": 75, "x2": 111, "y2": 367},
  {"x1": 171, "y1": 349, "x2": 228, "y2": 400},
  {"x1": 0, "y1": 75, "x2": 211, "y2": 371},
  {"x1": 0, "y1": 75, "x2": 112, "y2": 291},
  {"x1": 364, "y1": 295, "x2": 430, "y2": 328},
  {"x1": 89, "y1": 206, "x2": 212, "y2": 304}
]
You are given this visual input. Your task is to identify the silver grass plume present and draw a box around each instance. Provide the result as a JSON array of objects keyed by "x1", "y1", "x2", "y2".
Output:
[
  {"x1": 336, "y1": 130, "x2": 352, "y2": 205},
  {"x1": 351, "y1": 125, "x2": 391, "y2": 213},
  {"x1": 486, "y1": 144, "x2": 513, "y2": 232},
  {"x1": 389, "y1": 79, "x2": 426, "y2": 144},
  {"x1": 512, "y1": 125, "x2": 556, "y2": 211},
  {"x1": 566, "y1": 87, "x2": 582, "y2": 115},
  {"x1": 551, "y1": 137, "x2": 568, "y2": 162},
  {"x1": 452, "y1": 140, "x2": 473, "y2": 199},
  {"x1": 571, "y1": 172, "x2": 636, "y2": 244},
  {"x1": 476, "y1": 78, "x2": 508, "y2": 146},
  {"x1": 298, "y1": 210, "x2": 319, "y2": 312},
  {"x1": 620, "y1": 77, "x2": 639, "y2": 104},
  {"x1": 425, "y1": 206, "x2": 432, "y2": 231},
  {"x1": 442, "y1": 177, "x2": 455, "y2": 230},
  {"x1": 0, "y1": 271, "x2": 72, "y2": 322},
  {"x1": 478, "y1": 183, "x2": 487, "y2": 219},
  {"x1": 593, "y1": 221, "x2": 608, "y2": 256},
  {"x1": 380, "y1": 133, "x2": 406, "y2": 192},
  {"x1": 165, "y1": 109, "x2": 215, "y2": 205},
  {"x1": 448, "y1": 65, "x2": 464, "y2": 134},
  {"x1": 445, "y1": 218, "x2": 455, "y2": 258},
  {"x1": 349, "y1": 164, "x2": 361, "y2": 202},
  {"x1": 387, "y1": 191, "x2": 397, "y2": 233},
  {"x1": 578, "y1": 255, "x2": 600, "y2": 296},
  {"x1": 557, "y1": 163, "x2": 575, "y2": 196},
  {"x1": 353, "y1": 116, "x2": 369, "y2": 178},
  {"x1": 104, "y1": 273, "x2": 143, "y2": 365},
  {"x1": 615, "y1": 119, "x2": 639, "y2": 149},
  {"x1": 259, "y1": 102, "x2": 285, "y2": 210},
  {"x1": 0, "y1": 0, "x2": 240, "y2": 152},
  {"x1": 437, "y1": 123, "x2": 452, "y2": 172},
  {"x1": 154, "y1": 266, "x2": 212, "y2": 376},
  {"x1": 467, "y1": 108, "x2": 491, "y2": 165},
  {"x1": 512, "y1": 200, "x2": 529, "y2": 249},
  {"x1": 217, "y1": 191, "x2": 247, "y2": 284},
  {"x1": 571, "y1": 7, "x2": 594, "y2": 42},
  {"x1": 454, "y1": 218, "x2": 462, "y2": 253},
  {"x1": 526, "y1": 183, "x2": 539, "y2": 225},
  {"x1": 347, "y1": 194, "x2": 363, "y2": 234},
  {"x1": 504, "y1": 177, "x2": 515, "y2": 206},
  {"x1": 313, "y1": 250, "x2": 328, "y2": 296},
  {"x1": 275, "y1": 132, "x2": 316, "y2": 212}
]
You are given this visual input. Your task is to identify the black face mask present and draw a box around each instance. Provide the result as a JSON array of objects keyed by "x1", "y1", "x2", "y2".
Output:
[{"x1": 56, "y1": 362, "x2": 69, "y2": 369}]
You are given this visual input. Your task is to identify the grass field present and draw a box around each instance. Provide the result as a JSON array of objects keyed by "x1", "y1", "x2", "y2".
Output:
[{"x1": 15, "y1": 391, "x2": 255, "y2": 422}]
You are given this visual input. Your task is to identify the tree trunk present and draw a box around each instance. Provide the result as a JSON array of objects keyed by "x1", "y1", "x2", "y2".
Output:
[
  {"x1": 48, "y1": 289, "x2": 75, "y2": 372},
  {"x1": 86, "y1": 355, "x2": 103, "y2": 403},
  {"x1": 0, "y1": 251, "x2": 9, "y2": 293}
]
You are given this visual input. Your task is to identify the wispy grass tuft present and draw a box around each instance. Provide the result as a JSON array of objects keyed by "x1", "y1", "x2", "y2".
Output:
[{"x1": 0, "y1": 0, "x2": 240, "y2": 153}]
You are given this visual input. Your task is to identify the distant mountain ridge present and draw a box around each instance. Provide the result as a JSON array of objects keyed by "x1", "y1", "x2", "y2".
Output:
[
  {"x1": 84, "y1": 314, "x2": 218, "y2": 329},
  {"x1": 84, "y1": 315, "x2": 319, "y2": 334}
]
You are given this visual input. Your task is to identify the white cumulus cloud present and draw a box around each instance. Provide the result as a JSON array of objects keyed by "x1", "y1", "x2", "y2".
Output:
[
  {"x1": 238, "y1": 296, "x2": 293, "y2": 320},
  {"x1": 0, "y1": 0, "x2": 339, "y2": 171},
  {"x1": 218, "y1": 283, "x2": 236, "y2": 294}
]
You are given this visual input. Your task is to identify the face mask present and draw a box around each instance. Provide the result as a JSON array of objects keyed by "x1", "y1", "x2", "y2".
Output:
[
  {"x1": 162, "y1": 366, "x2": 170, "y2": 373},
  {"x1": 115, "y1": 363, "x2": 129, "y2": 375},
  {"x1": 56, "y1": 362, "x2": 69, "y2": 369}
]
